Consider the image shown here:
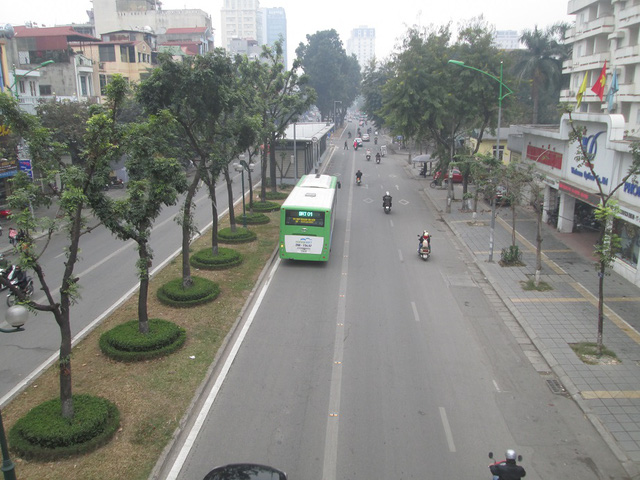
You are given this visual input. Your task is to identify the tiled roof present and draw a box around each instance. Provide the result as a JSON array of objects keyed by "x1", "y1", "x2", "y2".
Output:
[{"x1": 14, "y1": 25, "x2": 99, "y2": 41}]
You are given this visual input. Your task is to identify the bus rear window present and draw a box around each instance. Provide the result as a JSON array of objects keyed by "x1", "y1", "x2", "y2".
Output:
[{"x1": 285, "y1": 209, "x2": 325, "y2": 227}]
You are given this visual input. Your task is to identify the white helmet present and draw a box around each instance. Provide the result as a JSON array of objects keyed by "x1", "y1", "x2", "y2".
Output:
[
  {"x1": 505, "y1": 449, "x2": 517, "y2": 461},
  {"x1": 386, "y1": 191, "x2": 390, "y2": 196}
]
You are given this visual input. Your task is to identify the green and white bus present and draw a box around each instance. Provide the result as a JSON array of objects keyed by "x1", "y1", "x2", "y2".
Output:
[{"x1": 279, "y1": 174, "x2": 339, "y2": 261}]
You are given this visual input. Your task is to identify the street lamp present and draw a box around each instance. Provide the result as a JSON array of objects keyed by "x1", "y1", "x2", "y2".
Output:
[
  {"x1": 0, "y1": 305, "x2": 29, "y2": 480},
  {"x1": 10, "y1": 60, "x2": 54, "y2": 98},
  {"x1": 448, "y1": 59, "x2": 513, "y2": 262},
  {"x1": 233, "y1": 157, "x2": 255, "y2": 228}
]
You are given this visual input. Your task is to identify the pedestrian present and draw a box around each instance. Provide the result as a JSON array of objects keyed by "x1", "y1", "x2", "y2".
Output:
[
  {"x1": 8, "y1": 227, "x2": 16, "y2": 246},
  {"x1": 344, "y1": 140, "x2": 348, "y2": 150}
]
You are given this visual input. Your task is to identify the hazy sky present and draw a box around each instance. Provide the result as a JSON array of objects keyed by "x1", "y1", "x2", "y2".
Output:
[{"x1": 2, "y1": 0, "x2": 573, "y2": 62}]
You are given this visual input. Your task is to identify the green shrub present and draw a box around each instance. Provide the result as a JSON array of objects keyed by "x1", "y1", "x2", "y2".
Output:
[
  {"x1": 99, "y1": 318, "x2": 186, "y2": 362},
  {"x1": 156, "y1": 276, "x2": 220, "y2": 307},
  {"x1": 241, "y1": 212, "x2": 270, "y2": 225},
  {"x1": 500, "y1": 245, "x2": 523, "y2": 266},
  {"x1": 265, "y1": 191, "x2": 288, "y2": 200},
  {"x1": 9, "y1": 394, "x2": 120, "y2": 460},
  {"x1": 251, "y1": 201, "x2": 280, "y2": 213},
  {"x1": 191, "y1": 247, "x2": 242, "y2": 270},
  {"x1": 217, "y1": 227, "x2": 257, "y2": 244}
]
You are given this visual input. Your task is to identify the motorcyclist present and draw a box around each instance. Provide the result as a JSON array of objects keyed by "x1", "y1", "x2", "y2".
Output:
[
  {"x1": 382, "y1": 191, "x2": 392, "y2": 208},
  {"x1": 348, "y1": 131, "x2": 352, "y2": 138},
  {"x1": 13, "y1": 266, "x2": 28, "y2": 292},
  {"x1": 375, "y1": 152, "x2": 381, "y2": 163},
  {"x1": 355, "y1": 170, "x2": 363, "y2": 183},
  {"x1": 418, "y1": 230, "x2": 431, "y2": 253},
  {"x1": 366, "y1": 148, "x2": 371, "y2": 160},
  {"x1": 489, "y1": 449, "x2": 526, "y2": 480}
]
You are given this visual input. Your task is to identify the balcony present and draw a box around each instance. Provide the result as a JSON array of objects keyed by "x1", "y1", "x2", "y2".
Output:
[
  {"x1": 572, "y1": 15, "x2": 615, "y2": 41},
  {"x1": 614, "y1": 44, "x2": 640, "y2": 64},
  {"x1": 568, "y1": 0, "x2": 599, "y2": 15},
  {"x1": 562, "y1": 52, "x2": 610, "y2": 74},
  {"x1": 618, "y1": 4, "x2": 640, "y2": 26}
]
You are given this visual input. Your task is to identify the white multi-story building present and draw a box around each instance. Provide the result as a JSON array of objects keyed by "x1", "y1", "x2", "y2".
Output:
[
  {"x1": 260, "y1": 7, "x2": 287, "y2": 66},
  {"x1": 221, "y1": 0, "x2": 262, "y2": 53},
  {"x1": 346, "y1": 26, "x2": 375, "y2": 68},
  {"x1": 511, "y1": 0, "x2": 640, "y2": 287}
]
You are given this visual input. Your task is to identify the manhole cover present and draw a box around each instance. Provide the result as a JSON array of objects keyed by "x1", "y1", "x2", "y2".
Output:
[{"x1": 547, "y1": 379, "x2": 567, "y2": 395}]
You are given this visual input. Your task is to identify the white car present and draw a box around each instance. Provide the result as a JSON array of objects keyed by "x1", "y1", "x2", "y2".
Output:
[{"x1": 362, "y1": 133, "x2": 370, "y2": 142}]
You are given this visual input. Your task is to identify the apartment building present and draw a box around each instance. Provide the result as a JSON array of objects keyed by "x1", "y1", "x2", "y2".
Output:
[
  {"x1": 221, "y1": 0, "x2": 262, "y2": 52},
  {"x1": 512, "y1": 0, "x2": 640, "y2": 286},
  {"x1": 346, "y1": 26, "x2": 375, "y2": 68}
]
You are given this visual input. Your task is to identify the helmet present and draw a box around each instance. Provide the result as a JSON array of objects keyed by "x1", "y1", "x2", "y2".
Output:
[
  {"x1": 385, "y1": 191, "x2": 390, "y2": 196},
  {"x1": 505, "y1": 449, "x2": 517, "y2": 461}
]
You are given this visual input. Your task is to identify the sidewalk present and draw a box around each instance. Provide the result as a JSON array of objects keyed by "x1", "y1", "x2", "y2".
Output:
[{"x1": 413, "y1": 164, "x2": 640, "y2": 477}]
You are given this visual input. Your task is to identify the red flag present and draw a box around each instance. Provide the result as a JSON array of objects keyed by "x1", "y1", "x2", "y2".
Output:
[{"x1": 591, "y1": 61, "x2": 607, "y2": 101}]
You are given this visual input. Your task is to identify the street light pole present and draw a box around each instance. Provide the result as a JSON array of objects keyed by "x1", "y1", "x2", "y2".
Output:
[
  {"x1": 10, "y1": 60, "x2": 54, "y2": 98},
  {"x1": 448, "y1": 59, "x2": 513, "y2": 262},
  {"x1": 0, "y1": 305, "x2": 29, "y2": 480}
]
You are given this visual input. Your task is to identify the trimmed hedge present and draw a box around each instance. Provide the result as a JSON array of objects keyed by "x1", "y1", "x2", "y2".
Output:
[
  {"x1": 265, "y1": 191, "x2": 288, "y2": 200},
  {"x1": 251, "y1": 201, "x2": 280, "y2": 213},
  {"x1": 9, "y1": 394, "x2": 120, "y2": 460},
  {"x1": 191, "y1": 247, "x2": 242, "y2": 270},
  {"x1": 217, "y1": 227, "x2": 257, "y2": 244},
  {"x1": 157, "y1": 276, "x2": 220, "y2": 308},
  {"x1": 99, "y1": 318, "x2": 186, "y2": 362},
  {"x1": 240, "y1": 212, "x2": 270, "y2": 225}
]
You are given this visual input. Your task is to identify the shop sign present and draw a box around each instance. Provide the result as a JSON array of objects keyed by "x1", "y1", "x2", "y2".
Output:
[
  {"x1": 619, "y1": 206, "x2": 640, "y2": 227},
  {"x1": 526, "y1": 145, "x2": 562, "y2": 169},
  {"x1": 570, "y1": 167, "x2": 609, "y2": 186},
  {"x1": 0, "y1": 157, "x2": 17, "y2": 179},
  {"x1": 19, "y1": 159, "x2": 33, "y2": 178},
  {"x1": 623, "y1": 181, "x2": 640, "y2": 198},
  {"x1": 558, "y1": 181, "x2": 602, "y2": 206}
]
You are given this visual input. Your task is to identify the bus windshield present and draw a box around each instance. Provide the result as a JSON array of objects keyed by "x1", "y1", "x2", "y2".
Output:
[{"x1": 284, "y1": 209, "x2": 325, "y2": 227}]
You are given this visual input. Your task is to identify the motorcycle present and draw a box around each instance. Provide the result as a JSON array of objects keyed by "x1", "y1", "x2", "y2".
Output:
[
  {"x1": 488, "y1": 451, "x2": 525, "y2": 479},
  {"x1": 383, "y1": 202, "x2": 391, "y2": 214},
  {"x1": 203, "y1": 463, "x2": 287, "y2": 480},
  {"x1": 0, "y1": 264, "x2": 19, "y2": 291},
  {"x1": 356, "y1": 177, "x2": 362, "y2": 186},
  {"x1": 366, "y1": 149, "x2": 371, "y2": 161},
  {"x1": 374, "y1": 136, "x2": 378, "y2": 145},
  {"x1": 418, "y1": 233, "x2": 431, "y2": 261},
  {"x1": 7, "y1": 276, "x2": 34, "y2": 306},
  {"x1": 376, "y1": 154, "x2": 381, "y2": 164}
]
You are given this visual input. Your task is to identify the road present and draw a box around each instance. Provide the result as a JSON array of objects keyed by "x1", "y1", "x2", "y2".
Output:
[
  {"x1": 161, "y1": 138, "x2": 629, "y2": 479},
  {"x1": 0, "y1": 170, "x2": 256, "y2": 404}
]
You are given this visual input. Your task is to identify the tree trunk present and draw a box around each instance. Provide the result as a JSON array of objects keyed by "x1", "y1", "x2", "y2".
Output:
[
  {"x1": 209, "y1": 182, "x2": 219, "y2": 256},
  {"x1": 138, "y1": 242, "x2": 150, "y2": 334},
  {"x1": 269, "y1": 139, "x2": 278, "y2": 193},
  {"x1": 511, "y1": 204, "x2": 517, "y2": 247},
  {"x1": 260, "y1": 138, "x2": 268, "y2": 202},
  {"x1": 58, "y1": 307, "x2": 74, "y2": 419},
  {"x1": 597, "y1": 260, "x2": 605, "y2": 355},
  {"x1": 224, "y1": 167, "x2": 236, "y2": 233},
  {"x1": 181, "y1": 169, "x2": 201, "y2": 288}
]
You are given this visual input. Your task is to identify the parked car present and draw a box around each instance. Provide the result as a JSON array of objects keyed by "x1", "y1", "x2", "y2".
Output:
[
  {"x1": 433, "y1": 168, "x2": 463, "y2": 184},
  {"x1": 362, "y1": 133, "x2": 370, "y2": 142}
]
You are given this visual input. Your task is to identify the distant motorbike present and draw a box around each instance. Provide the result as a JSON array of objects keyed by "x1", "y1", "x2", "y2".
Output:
[
  {"x1": 356, "y1": 176, "x2": 362, "y2": 186},
  {"x1": 374, "y1": 136, "x2": 378, "y2": 145},
  {"x1": 7, "y1": 276, "x2": 34, "y2": 306},
  {"x1": 383, "y1": 201, "x2": 391, "y2": 214},
  {"x1": 203, "y1": 463, "x2": 287, "y2": 480},
  {"x1": 376, "y1": 153, "x2": 381, "y2": 164}
]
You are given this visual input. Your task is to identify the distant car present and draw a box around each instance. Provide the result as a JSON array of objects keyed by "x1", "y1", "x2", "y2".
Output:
[
  {"x1": 362, "y1": 133, "x2": 370, "y2": 142},
  {"x1": 354, "y1": 137, "x2": 363, "y2": 147},
  {"x1": 484, "y1": 185, "x2": 509, "y2": 206},
  {"x1": 433, "y1": 168, "x2": 463, "y2": 184}
]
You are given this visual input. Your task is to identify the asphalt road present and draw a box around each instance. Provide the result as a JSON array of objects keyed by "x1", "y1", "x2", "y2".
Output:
[
  {"x1": 0, "y1": 170, "x2": 255, "y2": 404},
  {"x1": 163, "y1": 139, "x2": 629, "y2": 479}
]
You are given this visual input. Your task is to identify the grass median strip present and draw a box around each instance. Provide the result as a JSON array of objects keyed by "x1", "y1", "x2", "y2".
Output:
[{"x1": 2, "y1": 203, "x2": 281, "y2": 480}]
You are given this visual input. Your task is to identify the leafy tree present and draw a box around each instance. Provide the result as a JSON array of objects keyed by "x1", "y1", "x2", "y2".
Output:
[
  {"x1": 91, "y1": 106, "x2": 188, "y2": 334},
  {"x1": 512, "y1": 24, "x2": 570, "y2": 124},
  {"x1": 361, "y1": 59, "x2": 393, "y2": 130},
  {"x1": 0, "y1": 84, "x2": 121, "y2": 419},
  {"x1": 137, "y1": 51, "x2": 241, "y2": 284},
  {"x1": 296, "y1": 29, "x2": 360, "y2": 121},
  {"x1": 252, "y1": 41, "x2": 315, "y2": 196},
  {"x1": 566, "y1": 109, "x2": 640, "y2": 353},
  {"x1": 36, "y1": 101, "x2": 91, "y2": 165}
]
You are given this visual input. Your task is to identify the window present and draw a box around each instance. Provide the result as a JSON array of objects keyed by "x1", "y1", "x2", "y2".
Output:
[
  {"x1": 99, "y1": 45, "x2": 116, "y2": 62},
  {"x1": 493, "y1": 145, "x2": 505, "y2": 161},
  {"x1": 99, "y1": 74, "x2": 108, "y2": 95},
  {"x1": 79, "y1": 76, "x2": 88, "y2": 96},
  {"x1": 39, "y1": 84, "x2": 52, "y2": 95},
  {"x1": 614, "y1": 219, "x2": 639, "y2": 266},
  {"x1": 119, "y1": 46, "x2": 134, "y2": 63}
]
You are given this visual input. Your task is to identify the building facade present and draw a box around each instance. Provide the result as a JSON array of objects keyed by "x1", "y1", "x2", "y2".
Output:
[
  {"x1": 221, "y1": 0, "x2": 262, "y2": 52},
  {"x1": 346, "y1": 26, "x2": 375, "y2": 68},
  {"x1": 261, "y1": 7, "x2": 287, "y2": 66}
]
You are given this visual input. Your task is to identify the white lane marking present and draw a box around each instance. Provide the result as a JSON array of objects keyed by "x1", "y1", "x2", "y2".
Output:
[
  {"x1": 411, "y1": 301, "x2": 420, "y2": 322},
  {"x1": 321, "y1": 151, "x2": 356, "y2": 480},
  {"x1": 398, "y1": 249, "x2": 403, "y2": 263},
  {"x1": 166, "y1": 258, "x2": 282, "y2": 480},
  {"x1": 389, "y1": 219, "x2": 394, "y2": 227},
  {"x1": 439, "y1": 407, "x2": 457, "y2": 452},
  {"x1": 493, "y1": 379, "x2": 501, "y2": 392}
]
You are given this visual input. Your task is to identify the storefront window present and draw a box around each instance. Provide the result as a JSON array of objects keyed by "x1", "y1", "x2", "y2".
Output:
[{"x1": 614, "y1": 219, "x2": 640, "y2": 267}]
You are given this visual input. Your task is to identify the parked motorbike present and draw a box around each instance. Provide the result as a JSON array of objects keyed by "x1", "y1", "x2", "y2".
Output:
[{"x1": 7, "y1": 276, "x2": 34, "y2": 306}]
